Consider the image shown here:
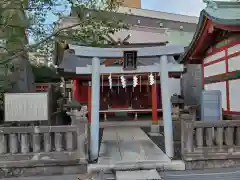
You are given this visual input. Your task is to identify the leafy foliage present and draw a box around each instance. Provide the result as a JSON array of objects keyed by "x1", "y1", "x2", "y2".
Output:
[
  {"x1": 0, "y1": 0, "x2": 127, "y2": 107},
  {"x1": 31, "y1": 64, "x2": 60, "y2": 83}
]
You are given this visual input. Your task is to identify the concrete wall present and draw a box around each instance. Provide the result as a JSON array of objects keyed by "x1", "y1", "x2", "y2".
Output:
[
  {"x1": 58, "y1": 7, "x2": 197, "y2": 45},
  {"x1": 117, "y1": 6, "x2": 199, "y2": 24}
]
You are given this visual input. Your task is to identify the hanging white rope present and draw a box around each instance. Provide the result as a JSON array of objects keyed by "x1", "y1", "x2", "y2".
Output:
[
  {"x1": 149, "y1": 73, "x2": 155, "y2": 85},
  {"x1": 133, "y1": 75, "x2": 138, "y2": 87},
  {"x1": 60, "y1": 81, "x2": 64, "y2": 88},
  {"x1": 120, "y1": 75, "x2": 126, "y2": 88},
  {"x1": 108, "y1": 74, "x2": 112, "y2": 89}
]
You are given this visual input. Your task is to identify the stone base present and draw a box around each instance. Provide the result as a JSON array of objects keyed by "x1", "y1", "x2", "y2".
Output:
[
  {"x1": 0, "y1": 164, "x2": 87, "y2": 178},
  {"x1": 148, "y1": 132, "x2": 162, "y2": 137},
  {"x1": 88, "y1": 160, "x2": 186, "y2": 173},
  {"x1": 151, "y1": 124, "x2": 160, "y2": 133},
  {"x1": 149, "y1": 124, "x2": 162, "y2": 136},
  {"x1": 186, "y1": 159, "x2": 240, "y2": 170}
]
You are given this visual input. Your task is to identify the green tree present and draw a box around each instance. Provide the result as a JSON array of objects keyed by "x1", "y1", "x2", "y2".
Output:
[{"x1": 0, "y1": 0, "x2": 127, "y2": 106}]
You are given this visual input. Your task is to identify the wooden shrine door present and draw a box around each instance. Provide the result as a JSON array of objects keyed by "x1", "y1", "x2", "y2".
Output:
[{"x1": 109, "y1": 87, "x2": 130, "y2": 108}]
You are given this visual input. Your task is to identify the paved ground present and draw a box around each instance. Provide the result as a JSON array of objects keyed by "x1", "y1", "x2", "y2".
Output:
[
  {"x1": 98, "y1": 127, "x2": 170, "y2": 164},
  {"x1": 2, "y1": 174, "x2": 79, "y2": 180},
  {"x1": 3, "y1": 167, "x2": 240, "y2": 180},
  {"x1": 162, "y1": 167, "x2": 240, "y2": 180}
]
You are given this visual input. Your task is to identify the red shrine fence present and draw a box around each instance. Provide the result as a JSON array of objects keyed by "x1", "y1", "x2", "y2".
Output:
[{"x1": 181, "y1": 117, "x2": 240, "y2": 161}]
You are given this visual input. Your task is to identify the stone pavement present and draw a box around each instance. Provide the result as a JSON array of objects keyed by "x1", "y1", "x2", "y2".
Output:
[
  {"x1": 2, "y1": 174, "x2": 80, "y2": 180},
  {"x1": 162, "y1": 167, "x2": 240, "y2": 180},
  {"x1": 98, "y1": 127, "x2": 170, "y2": 164},
  {"x1": 3, "y1": 167, "x2": 240, "y2": 180}
]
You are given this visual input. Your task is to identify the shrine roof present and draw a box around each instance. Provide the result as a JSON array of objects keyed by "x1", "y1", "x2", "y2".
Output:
[
  {"x1": 180, "y1": 1, "x2": 240, "y2": 64},
  {"x1": 204, "y1": 1, "x2": 240, "y2": 25},
  {"x1": 68, "y1": 44, "x2": 184, "y2": 58},
  {"x1": 58, "y1": 46, "x2": 182, "y2": 74}
]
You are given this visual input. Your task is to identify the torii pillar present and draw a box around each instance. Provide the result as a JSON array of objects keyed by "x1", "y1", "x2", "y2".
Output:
[
  {"x1": 160, "y1": 55, "x2": 174, "y2": 158},
  {"x1": 89, "y1": 57, "x2": 100, "y2": 162}
]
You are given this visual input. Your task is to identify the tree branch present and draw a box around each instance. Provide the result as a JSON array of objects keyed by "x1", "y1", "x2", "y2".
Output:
[{"x1": 0, "y1": 18, "x2": 94, "y2": 65}]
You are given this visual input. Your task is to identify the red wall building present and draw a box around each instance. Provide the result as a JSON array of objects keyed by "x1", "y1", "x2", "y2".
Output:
[{"x1": 182, "y1": 1, "x2": 240, "y2": 115}]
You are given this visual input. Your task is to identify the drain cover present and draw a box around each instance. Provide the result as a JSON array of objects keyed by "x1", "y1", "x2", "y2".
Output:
[{"x1": 116, "y1": 169, "x2": 162, "y2": 180}]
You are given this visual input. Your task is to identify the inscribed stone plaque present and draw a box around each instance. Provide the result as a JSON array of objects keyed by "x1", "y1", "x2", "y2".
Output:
[
  {"x1": 4, "y1": 93, "x2": 49, "y2": 122},
  {"x1": 201, "y1": 90, "x2": 222, "y2": 121}
]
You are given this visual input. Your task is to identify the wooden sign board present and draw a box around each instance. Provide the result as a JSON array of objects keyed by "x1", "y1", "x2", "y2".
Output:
[{"x1": 123, "y1": 51, "x2": 137, "y2": 70}]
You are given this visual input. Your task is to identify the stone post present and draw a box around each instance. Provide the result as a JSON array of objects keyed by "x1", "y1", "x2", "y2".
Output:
[{"x1": 67, "y1": 107, "x2": 88, "y2": 161}]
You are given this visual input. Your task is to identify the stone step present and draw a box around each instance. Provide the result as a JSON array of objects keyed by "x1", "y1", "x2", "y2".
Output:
[
  {"x1": 116, "y1": 169, "x2": 162, "y2": 180},
  {"x1": 88, "y1": 160, "x2": 185, "y2": 172}
]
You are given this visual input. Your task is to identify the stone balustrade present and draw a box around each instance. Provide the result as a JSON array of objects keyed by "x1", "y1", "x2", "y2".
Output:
[
  {"x1": 0, "y1": 108, "x2": 88, "y2": 168},
  {"x1": 181, "y1": 117, "x2": 240, "y2": 161}
]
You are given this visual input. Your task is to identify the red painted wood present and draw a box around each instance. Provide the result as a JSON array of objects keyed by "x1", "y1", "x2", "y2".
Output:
[
  {"x1": 204, "y1": 43, "x2": 240, "y2": 67},
  {"x1": 225, "y1": 49, "x2": 230, "y2": 111},
  {"x1": 213, "y1": 24, "x2": 240, "y2": 32},
  {"x1": 79, "y1": 84, "x2": 88, "y2": 102},
  {"x1": 151, "y1": 84, "x2": 158, "y2": 124},
  {"x1": 111, "y1": 106, "x2": 129, "y2": 108},
  {"x1": 157, "y1": 84, "x2": 162, "y2": 108},
  {"x1": 204, "y1": 59, "x2": 240, "y2": 84},
  {"x1": 203, "y1": 51, "x2": 240, "y2": 80},
  {"x1": 204, "y1": 56, "x2": 225, "y2": 66},
  {"x1": 224, "y1": 111, "x2": 240, "y2": 116},
  {"x1": 35, "y1": 84, "x2": 49, "y2": 92},
  {"x1": 207, "y1": 40, "x2": 240, "y2": 57},
  {"x1": 187, "y1": 18, "x2": 240, "y2": 64},
  {"x1": 73, "y1": 80, "x2": 82, "y2": 102},
  {"x1": 191, "y1": 20, "x2": 212, "y2": 59},
  {"x1": 228, "y1": 51, "x2": 240, "y2": 61}
]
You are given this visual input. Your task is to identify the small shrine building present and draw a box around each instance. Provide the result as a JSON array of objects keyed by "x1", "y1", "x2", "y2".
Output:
[
  {"x1": 57, "y1": 44, "x2": 184, "y2": 160},
  {"x1": 54, "y1": 0, "x2": 197, "y2": 161}
]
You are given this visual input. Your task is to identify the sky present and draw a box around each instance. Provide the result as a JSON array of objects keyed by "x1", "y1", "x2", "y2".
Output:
[
  {"x1": 45, "y1": 0, "x2": 237, "y2": 28},
  {"x1": 141, "y1": 0, "x2": 235, "y2": 16},
  {"x1": 46, "y1": 0, "x2": 238, "y2": 26},
  {"x1": 141, "y1": 0, "x2": 206, "y2": 16},
  {"x1": 45, "y1": 0, "x2": 207, "y2": 27}
]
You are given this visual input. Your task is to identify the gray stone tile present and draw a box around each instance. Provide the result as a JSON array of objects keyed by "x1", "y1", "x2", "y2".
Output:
[
  {"x1": 98, "y1": 127, "x2": 170, "y2": 165},
  {"x1": 118, "y1": 141, "x2": 146, "y2": 162},
  {"x1": 116, "y1": 169, "x2": 161, "y2": 180}
]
